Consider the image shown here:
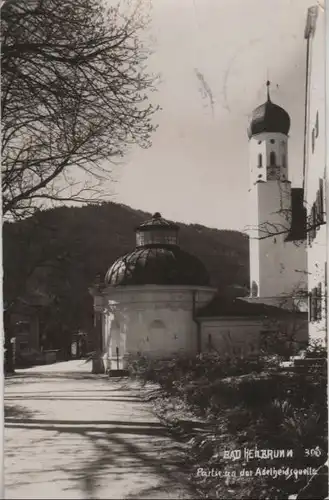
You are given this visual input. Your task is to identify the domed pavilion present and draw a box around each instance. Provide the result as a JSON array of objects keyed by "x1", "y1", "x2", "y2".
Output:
[{"x1": 90, "y1": 213, "x2": 217, "y2": 372}]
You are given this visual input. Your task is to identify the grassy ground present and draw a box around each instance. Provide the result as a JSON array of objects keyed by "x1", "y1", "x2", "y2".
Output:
[{"x1": 128, "y1": 351, "x2": 328, "y2": 500}]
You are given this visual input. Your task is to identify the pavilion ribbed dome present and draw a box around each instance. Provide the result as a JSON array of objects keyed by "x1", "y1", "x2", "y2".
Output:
[
  {"x1": 104, "y1": 212, "x2": 210, "y2": 287},
  {"x1": 105, "y1": 246, "x2": 210, "y2": 286}
]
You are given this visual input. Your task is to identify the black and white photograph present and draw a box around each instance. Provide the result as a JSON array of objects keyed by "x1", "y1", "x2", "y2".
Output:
[{"x1": 2, "y1": 0, "x2": 328, "y2": 498}]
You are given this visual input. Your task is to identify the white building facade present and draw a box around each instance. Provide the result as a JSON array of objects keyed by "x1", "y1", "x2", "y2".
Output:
[
  {"x1": 91, "y1": 212, "x2": 307, "y2": 373},
  {"x1": 93, "y1": 285, "x2": 216, "y2": 369},
  {"x1": 304, "y1": 4, "x2": 327, "y2": 346}
]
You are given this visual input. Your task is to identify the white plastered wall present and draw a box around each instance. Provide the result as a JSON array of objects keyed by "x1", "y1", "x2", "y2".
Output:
[
  {"x1": 98, "y1": 285, "x2": 216, "y2": 365},
  {"x1": 304, "y1": 5, "x2": 327, "y2": 344}
]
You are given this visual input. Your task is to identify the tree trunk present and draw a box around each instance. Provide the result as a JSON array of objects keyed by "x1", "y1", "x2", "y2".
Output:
[{"x1": 4, "y1": 310, "x2": 15, "y2": 375}]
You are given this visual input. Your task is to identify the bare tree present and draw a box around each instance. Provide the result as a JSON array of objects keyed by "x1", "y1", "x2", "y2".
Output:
[
  {"x1": 1, "y1": 0, "x2": 159, "y2": 220},
  {"x1": 244, "y1": 180, "x2": 325, "y2": 246},
  {"x1": 244, "y1": 182, "x2": 307, "y2": 246}
]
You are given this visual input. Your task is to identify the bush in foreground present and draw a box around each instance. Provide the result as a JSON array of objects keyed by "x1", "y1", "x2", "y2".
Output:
[{"x1": 128, "y1": 351, "x2": 327, "y2": 499}]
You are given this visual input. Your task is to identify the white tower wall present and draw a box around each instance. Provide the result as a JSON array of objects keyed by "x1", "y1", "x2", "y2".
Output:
[{"x1": 249, "y1": 130, "x2": 307, "y2": 306}]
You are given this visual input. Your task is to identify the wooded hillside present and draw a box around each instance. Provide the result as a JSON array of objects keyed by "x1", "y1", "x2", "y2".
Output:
[{"x1": 3, "y1": 202, "x2": 249, "y2": 346}]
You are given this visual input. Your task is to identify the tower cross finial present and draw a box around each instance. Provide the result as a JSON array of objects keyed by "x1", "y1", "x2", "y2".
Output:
[{"x1": 266, "y1": 80, "x2": 271, "y2": 101}]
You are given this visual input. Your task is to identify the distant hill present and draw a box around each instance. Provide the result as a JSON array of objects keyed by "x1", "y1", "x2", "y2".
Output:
[{"x1": 3, "y1": 202, "x2": 249, "y2": 346}]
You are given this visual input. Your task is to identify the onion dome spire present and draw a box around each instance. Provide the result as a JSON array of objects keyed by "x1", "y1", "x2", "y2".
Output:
[{"x1": 247, "y1": 80, "x2": 290, "y2": 138}]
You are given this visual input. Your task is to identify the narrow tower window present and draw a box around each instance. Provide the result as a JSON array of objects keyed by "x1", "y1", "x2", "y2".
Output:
[
  {"x1": 258, "y1": 153, "x2": 262, "y2": 168},
  {"x1": 270, "y1": 151, "x2": 276, "y2": 166}
]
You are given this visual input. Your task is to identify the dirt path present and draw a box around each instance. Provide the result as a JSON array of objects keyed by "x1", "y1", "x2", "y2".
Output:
[{"x1": 5, "y1": 362, "x2": 194, "y2": 499}]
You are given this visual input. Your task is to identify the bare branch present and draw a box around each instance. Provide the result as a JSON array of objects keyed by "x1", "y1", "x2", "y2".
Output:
[{"x1": 1, "y1": 0, "x2": 159, "y2": 220}]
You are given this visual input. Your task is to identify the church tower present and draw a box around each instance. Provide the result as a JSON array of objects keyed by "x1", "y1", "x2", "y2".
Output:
[{"x1": 248, "y1": 82, "x2": 307, "y2": 307}]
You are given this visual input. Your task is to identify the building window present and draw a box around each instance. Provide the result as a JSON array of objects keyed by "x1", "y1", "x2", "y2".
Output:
[
  {"x1": 312, "y1": 127, "x2": 315, "y2": 153},
  {"x1": 308, "y1": 205, "x2": 317, "y2": 244},
  {"x1": 15, "y1": 321, "x2": 30, "y2": 335},
  {"x1": 258, "y1": 153, "x2": 262, "y2": 168},
  {"x1": 315, "y1": 111, "x2": 319, "y2": 138},
  {"x1": 249, "y1": 343, "x2": 255, "y2": 353},
  {"x1": 267, "y1": 165, "x2": 280, "y2": 180},
  {"x1": 19, "y1": 341, "x2": 29, "y2": 350},
  {"x1": 164, "y1": 236, "x2": 177, "y2": 244},
  {"x1": 208, "y1": 333, "x2": 212, "y2": 351},
  {"x1": 312, "y1": 204, "x2": 316, "y2": 233},
  {"x1": 137, "y1": 231, "x2": 177, "y2": 246},
  {"x1": 270, "y1": 151, "x2": 276, "y2": 165},
  {"x1": 270, "y1": 139, "x2": 275, "y2": 144},
  {"x1": 318, "y1": 283, "x2": 322, "y2": 320},
  {"x1": 309, "y1": 285, "x2": 322, "y2": 322},
  {"x1": 258, "y1": 140, "x2": 262, "y2": 145}
]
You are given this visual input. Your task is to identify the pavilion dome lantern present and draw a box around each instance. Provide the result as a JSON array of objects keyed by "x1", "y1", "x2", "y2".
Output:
[
  {"x1": 135, "y1": 212, "x2": 179, "y2": 248},
  {"x1": 104, "y1": 212, "x2": 210, "y2": 287}
]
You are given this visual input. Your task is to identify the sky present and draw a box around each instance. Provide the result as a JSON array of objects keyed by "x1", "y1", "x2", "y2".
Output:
[{"x1": 105, "y1": 0, "x2": 315, "y2": 231}]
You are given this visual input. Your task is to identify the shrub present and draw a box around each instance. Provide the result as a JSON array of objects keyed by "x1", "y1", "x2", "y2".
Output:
[
  {"x1": 305, "y1": 339, "x2": 328, "y2": 359},
  {"x1": 128, "y1": 351, "x2": 327, "y2": 499}
]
